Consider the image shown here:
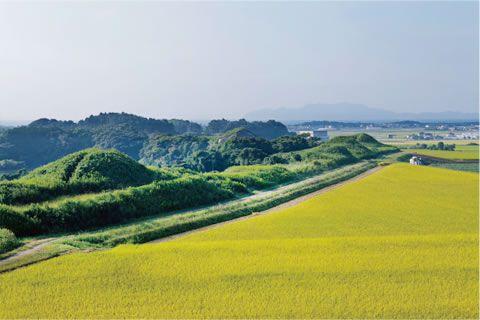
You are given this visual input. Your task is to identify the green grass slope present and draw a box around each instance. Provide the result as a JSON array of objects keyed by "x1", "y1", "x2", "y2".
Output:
[
  {"x1": 1, "y1": 164, "x2": 477, "y2": 318},
  {"x1": 0, "y1": 134, "x2": 396, "y2": 237},
  {"x1": 0, "y1": 149, "x2": 162, "y2": 205},
  {"x1": 23, "y1": 148, "x2": 157, "y2": 187},
  {"x1": 274, "y1": 133, "x2": 398, "y2": 167}
]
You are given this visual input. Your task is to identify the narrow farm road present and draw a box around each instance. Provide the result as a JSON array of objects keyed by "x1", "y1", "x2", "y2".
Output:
[
  {"x1": 150, "y1": 166, "x2": 383, "y2": 243},
  {"x1": 0, "y1": 238, "x2": 56, "y2": 267},
  {"x1": 0, "y1": 164, "x2": 383, "y2": 270}
]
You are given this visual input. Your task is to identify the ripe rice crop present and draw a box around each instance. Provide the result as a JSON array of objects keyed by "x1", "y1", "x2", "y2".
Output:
[{"x1": 0, "y1": 164, "x2": 478, "y2": 318}]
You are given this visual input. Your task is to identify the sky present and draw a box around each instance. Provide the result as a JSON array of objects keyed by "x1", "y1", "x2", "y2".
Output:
[{"x1": 0, "y1": 1, "x2": 478, "y2": 122}]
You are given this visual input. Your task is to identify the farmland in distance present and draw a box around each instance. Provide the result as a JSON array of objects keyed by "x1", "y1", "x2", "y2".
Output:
[{"x1": 407, "y1": 145, "x2": 478, "y2": 160}]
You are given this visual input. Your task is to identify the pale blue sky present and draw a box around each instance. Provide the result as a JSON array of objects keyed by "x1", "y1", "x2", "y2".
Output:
[{"x1": 0, "y1": 1, "x2": 477, "y2": 121}]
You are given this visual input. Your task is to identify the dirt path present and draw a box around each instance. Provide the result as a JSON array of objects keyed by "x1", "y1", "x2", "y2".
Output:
[
  {"x1": 150, "y1": 166, "x2": 383, "y2": 243},
  {"x1": 0, "y1": 165, "x2": 382, "y2": 268},
  {"x1": 0, "y1": 238, "x2": 56, "y2": 266}
]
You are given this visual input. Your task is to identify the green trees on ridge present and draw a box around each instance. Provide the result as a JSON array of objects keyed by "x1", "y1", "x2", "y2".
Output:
[{"x1": 0, "y1": 134, "x2": 398, "y2": 237}]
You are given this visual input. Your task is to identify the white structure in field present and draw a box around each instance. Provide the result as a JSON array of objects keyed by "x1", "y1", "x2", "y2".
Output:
[
  {"x1": 409, "y1": 156, "x2": 423, "y2": 165},
  {"x1": 296, "y1": 130, "x2": 329, "y2": 141}
]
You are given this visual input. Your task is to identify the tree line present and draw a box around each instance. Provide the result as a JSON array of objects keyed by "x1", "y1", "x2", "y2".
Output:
[{"x1": 0, "y1": 112, "x2": 290, "y2": 171}]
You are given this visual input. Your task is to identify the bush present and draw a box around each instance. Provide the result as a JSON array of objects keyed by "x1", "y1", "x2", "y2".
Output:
[
  {"x1": 0, "y1": 205, "x2": 39, "y2": 235},
  {"x1": 0, "y1": 228, "x2": 20, "y2": 254},
  {"x1": 220, "y1": 165, "x2": 295, "y2": 189},
  {"x1": 7, "y1": 175, "x2": 239, "y2": 235},
  {"x1": 396, "y1": 153, "x2": 413, "y2": 163}
]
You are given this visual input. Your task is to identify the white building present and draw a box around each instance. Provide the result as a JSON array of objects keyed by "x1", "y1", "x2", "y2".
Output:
[
  {"x1": 409, "y1": 156, "x2": 423, "y2": 165},
  {"x1": 297, "y1": 130, "x2": 329, "y2": 141}
]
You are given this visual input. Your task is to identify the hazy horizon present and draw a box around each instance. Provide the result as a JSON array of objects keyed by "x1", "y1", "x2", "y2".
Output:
[{"x1": 0, "y1": 1, "x2": 478, "y2": 122}]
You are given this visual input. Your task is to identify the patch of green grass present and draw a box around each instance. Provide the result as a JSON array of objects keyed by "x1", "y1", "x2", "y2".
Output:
[
  {"x1": 392, "y1": 140, "x2": 478, "y2": 146},
  {"x1": 430, "y1": 162, "x2": 479, "y2": 173},
  {"x1": 406, "y1": 145, "x2": 478, "y2": 160},
  {"x1": 1, "y1": 164, "x2": 477, "y2": 318}
]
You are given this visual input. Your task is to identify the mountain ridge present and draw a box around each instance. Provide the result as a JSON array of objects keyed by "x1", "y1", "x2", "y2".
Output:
[{"x1": 245, "y1": 103, "x2": 478, "y2": 122}]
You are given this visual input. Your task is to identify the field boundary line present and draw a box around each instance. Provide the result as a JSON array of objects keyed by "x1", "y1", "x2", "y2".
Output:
[
  {"x1": 0, "y1": 238, "x2": 56, "y2": 265},
  {"x1": 0, "y1": 163, "x2": 382, "y2": 272},
  {"x1": 150, "y1": 166, "x2": 383, "y2": 244},
  {"x1": 410, "y1": 152, "x2": 479, "y2": 163}
]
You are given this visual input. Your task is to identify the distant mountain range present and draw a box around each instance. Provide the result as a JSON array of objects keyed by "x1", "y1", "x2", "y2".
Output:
[{"x1": 245, "y1": 103, "x2": 478, "y2": 123}]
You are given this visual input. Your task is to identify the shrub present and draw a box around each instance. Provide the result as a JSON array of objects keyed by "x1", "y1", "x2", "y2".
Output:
[
  {"x1": 0, "y1": 205, "x2": 39, "y2": 235},
  {"x1": 11, "y1": 175, "x2": 238, "y2": 235},
  {"x1": 0, "y1": 228, "x2": 20, "y2": 254},
  {"x1": 396, "y1": 153, "x2": 413, "y2": 163}
]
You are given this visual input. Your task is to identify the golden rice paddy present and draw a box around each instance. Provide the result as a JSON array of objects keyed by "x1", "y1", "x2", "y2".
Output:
[{"x1": 0, "y1": 164, "x2": 478, "y2": 318}]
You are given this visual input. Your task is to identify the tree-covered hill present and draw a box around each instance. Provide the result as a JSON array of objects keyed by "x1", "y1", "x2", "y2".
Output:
[
  {"x1": 0, "y1": 113, "x2": 291, "y2": 171},
  {"x1": 205, "y1": 119, "x2": 290, "y2": 139},
  {"x1": 0, "y1": 125, "x2": 93, "y2": 169},
  {"x1": 140, "y1": 129, "x2": 321, "y2": 171},
  {"x1": 0, "y1": 148, "x2": 176, "y2": 205}
]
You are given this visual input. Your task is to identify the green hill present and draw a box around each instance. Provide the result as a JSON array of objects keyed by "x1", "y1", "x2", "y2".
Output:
[
  {"x1": 0, "y1": 149, "x2": 167, "y2": 205},
  {"x1": 23, "y1": 148, "x2": 157, "y2": 188},
  {"x1": 270, "y1": 133, "x2": 398, "y2": 166}
]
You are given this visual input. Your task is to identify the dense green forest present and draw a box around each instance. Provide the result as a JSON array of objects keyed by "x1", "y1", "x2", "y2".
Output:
[
  {"x1": 205, "y1": 119, "x2": 289, "y2": 139},
  {"x1": 0, "y1": 113, "x2": 290, "y2": 171},
  {"x1": 0, "y1": 134, "x2": 397, "y2": 237},
  {"x1": 140, "y1": 128, "x2": 321, "y2": 171}
]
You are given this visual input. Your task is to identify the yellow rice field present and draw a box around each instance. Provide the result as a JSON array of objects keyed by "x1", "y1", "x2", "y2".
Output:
[{"x1": 0, "y1": 164, "x2": 478, "y2": 318}]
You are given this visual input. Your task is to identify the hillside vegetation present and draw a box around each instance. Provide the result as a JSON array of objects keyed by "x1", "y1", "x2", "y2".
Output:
[
  {"x1": 0, "y1": 113, "x2": 290, "y2": 170},
  {"x1": 0, "y1": 134, "x2": 397, "y2": 237},
  {"x1": 0, "y1": 228, "x2": 19, "y2": 254},
  {"x1": 0, "y1": 149, "x2": 170, "y2": 205},
  {"x1": 140, "y1": 128, "x2": 322, "y2": 171},
  {"x1": 0, "y1": 164, "x2": 476, "y2": 318}
]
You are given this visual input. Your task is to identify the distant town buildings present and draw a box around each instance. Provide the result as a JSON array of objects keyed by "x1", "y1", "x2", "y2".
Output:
[
  {"x1": 458, "y1": 132, "x2": 479, "y2": 140},
  {"x1": 296, "y1": 130, "x2": 329, "y2": 141},
  {"x1": 287, "y1": 121, "x2": 479, "y2": 143},
  {"x1": 406, "y1": 130, "x2": 479, "y2": 141}
]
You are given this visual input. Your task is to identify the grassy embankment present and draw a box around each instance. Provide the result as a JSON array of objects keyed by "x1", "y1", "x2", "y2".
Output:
[
  {"x1": 0, "y1": 164, "x2": 477, "y2": 318},
  {"x1": 0, "y1": 134, "x2": 396, "y2": 238},
  {"x1": 0, "y1": 161, "x2": 375, "y2": 273}
]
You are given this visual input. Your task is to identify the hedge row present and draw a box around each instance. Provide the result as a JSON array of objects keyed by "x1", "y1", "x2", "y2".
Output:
[{"x1": 0, "y1": 175, "x2": 241, "y2": 236}]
